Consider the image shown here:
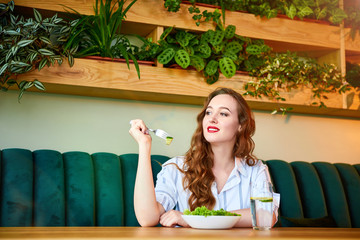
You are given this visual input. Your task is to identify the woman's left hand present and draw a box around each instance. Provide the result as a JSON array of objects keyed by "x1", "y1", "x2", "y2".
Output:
[{"x1": 159, "y1": 210, "x2": 190, "y2": 228}]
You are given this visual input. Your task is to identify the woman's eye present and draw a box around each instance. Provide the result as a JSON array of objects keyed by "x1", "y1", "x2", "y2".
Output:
[
  {"x1": 220, "y1": 112, "x2": 229, "y2": 117},
  {"x1": 205, "y1": 110, "x2": 212, "y2": 115}
]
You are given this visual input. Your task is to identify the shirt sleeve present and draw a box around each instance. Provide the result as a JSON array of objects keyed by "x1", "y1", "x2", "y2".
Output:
[{"x1": 154, "y1": 157, "x2": 181, "y2": 212}]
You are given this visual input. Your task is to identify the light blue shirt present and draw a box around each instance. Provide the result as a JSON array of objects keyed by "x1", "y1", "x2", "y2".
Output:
[{"x1": 155, "y1": 156, "x2": 280, "y2": 218}]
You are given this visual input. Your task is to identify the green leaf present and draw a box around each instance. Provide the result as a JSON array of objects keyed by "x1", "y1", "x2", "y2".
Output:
[
  {"x1": 224, "y1": 41, "x2": 242, "y2": 54},
  {"x1": 329, "y1": 8, "x2": 347, "y2": 24},
  {"x1": 0, "y1": 63, "x2": 9, "y2": 75},
  {"x1": 222, "y1": 51, "x2": 238, "y2": 61},
  {"x1": 18, "y1": 89, "x2": 25, "y2": 102},
  {"x1": 38, "y1": 49, "x2": 55, "y2": 56},
  {"x1": 5, "y1": 30, "x2": 20, "y2": 35},
  {"x1": 29, "y1": 52, "x2": 38, "y2": 62},
  {"x1": 39, "y1": 36, "x2": 52, "y2": 45},
  {"x1": 246, "y1": 45, "x2": 262, "y2": 55},
  {"x1": 184, "y1": 46, "x2": 194, "y2": 56},
  {"x1": 24, "y1": 81, "x2": 34, "y2": 90},
  {"x1": 190, "y1": 55, "x2": 205, "y2": 72},
  {"x1": 33, "y1": 8, "x2": 42, "y2": 22},
  {"x1": 224, "y1": 25, "x2": 236, "y2": 39},
  {"x1": 176, "y1": 31, "x2": 189, "y2": 47},
  {"x1": 219, "y1": 57, "x2": 236, "y2": 78},
  {"x1": 33, "y1": 80, "x2": 45, "y2": 91},
  {"x1": 195, "y1": 43, "x2": 210, "y2": 59},
  {"x1": 174, "y1": 49, "x2": 190, "y2": 69},
  {"x1": 157, "y1": 48, "x2": 175, "y2": 65},
  {"x1": 17, "y1": 39, "x2": 35, "y2": 48},
  {"x1": 209, "y1": 30, "x2": 225, "y2": 46},
  {"x1": 205, "y1": 60, "x2": 219, "y2": 76},
  {"x1": 160, "y1": 26, "x2": 174, "y2": 40},
  {"x1": 11, "y1": 61, "x2": 30, "y2": 67},
  {"x1": 6, "y1": 79, "x2": 17, "y2": 87},
  {"x1": 38, "y1": 58, "x2": 48, "y2": 70},
  {"x1": 297, "y1": 6, "x2": 313, "y2": 19},
  {"x1": 315, "y1": 7, "x2": 327, "y2": 20},
  {"x1": 285, "y1": 4, "x2": 297, "y2": 19},
  {"x1": 205, "y1": 71, "x2": 219, "y2": 84},
  {"x1": 213, "y1": 42, "x2": 225, "y2": 54},
  {"x1": 68, "y1": 55, "x2": 74, "y2": 67}
]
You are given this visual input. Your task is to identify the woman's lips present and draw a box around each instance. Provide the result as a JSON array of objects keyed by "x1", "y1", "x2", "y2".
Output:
[{"x1": 207, "y1": 126, "x2": 220, "y2": 133}]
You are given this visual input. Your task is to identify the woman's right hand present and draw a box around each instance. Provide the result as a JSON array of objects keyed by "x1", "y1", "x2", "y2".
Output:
[{"x1": 129, "y1": 119, "x2": 152, "y2": 146}]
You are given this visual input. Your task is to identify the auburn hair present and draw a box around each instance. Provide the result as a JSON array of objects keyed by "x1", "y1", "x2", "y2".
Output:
[{"x1": 180, "y1": 88, "x2": 257, "y2": 211}]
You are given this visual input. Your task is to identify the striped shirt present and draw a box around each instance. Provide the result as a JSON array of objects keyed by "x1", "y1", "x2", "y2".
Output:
[{"x1": 155, "y1": 156, "x2": 280, "y2": 218}]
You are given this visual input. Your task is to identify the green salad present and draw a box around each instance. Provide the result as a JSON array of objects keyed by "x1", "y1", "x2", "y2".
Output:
[{"x1": 183, "y1": 206, "x2": 241, "y2": 217}]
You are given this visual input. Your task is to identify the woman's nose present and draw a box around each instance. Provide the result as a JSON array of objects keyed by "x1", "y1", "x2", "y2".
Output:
[{"x1": 210, "y1": 114, "x2": 218, "y2": 123}]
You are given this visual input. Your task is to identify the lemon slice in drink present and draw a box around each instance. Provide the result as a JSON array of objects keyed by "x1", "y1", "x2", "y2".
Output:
[{"x1": 251, "y1": 197, "x2": 273, "y2": 202}]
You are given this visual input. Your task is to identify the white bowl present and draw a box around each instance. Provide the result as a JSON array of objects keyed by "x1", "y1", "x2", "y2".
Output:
[{"x1": 182, "y1": 215, "x2": 241, "y2": 229}]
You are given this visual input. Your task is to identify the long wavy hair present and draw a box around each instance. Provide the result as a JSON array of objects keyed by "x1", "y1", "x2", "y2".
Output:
[{"x1": 181, "y1": 88, "x2": 257, "y2": 211}]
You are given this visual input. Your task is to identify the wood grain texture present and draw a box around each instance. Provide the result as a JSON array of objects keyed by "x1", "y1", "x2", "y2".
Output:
[
  {"x1": 7, "y1": 0, "x2": 359, "y2": 51},
  {"x1": 17, "y1": 58, "x2": 360, "y2": 118},
  {"x1": 0, "y1": 227, "x2": 360, "y2": 240}
]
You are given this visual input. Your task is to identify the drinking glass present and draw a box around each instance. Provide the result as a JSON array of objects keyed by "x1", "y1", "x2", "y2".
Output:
[{"x1": 250, "y1": 181, "x2": 273, "y2": 230}]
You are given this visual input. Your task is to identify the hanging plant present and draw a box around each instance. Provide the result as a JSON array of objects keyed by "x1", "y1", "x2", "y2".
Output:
[
  {"x1": 243, "y1": 51, "x2": 351, "y2": 108},
  {"x1": 0, "y1": 0, "x2": 77, "y2": 101}
]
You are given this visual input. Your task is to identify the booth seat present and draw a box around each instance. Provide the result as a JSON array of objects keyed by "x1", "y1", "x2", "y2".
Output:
[{"x1": 0, "y1": 148, "x2": 359, "y2": 227}]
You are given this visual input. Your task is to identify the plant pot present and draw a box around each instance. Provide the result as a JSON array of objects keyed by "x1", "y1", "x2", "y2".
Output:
[
  {"x1": 83, "y1": 56, "x2": 155, "y2": 66},
  {"x1": 275, "y1": 13, "x2": 332, "y2": 25},
  {"x1": 168, "y1": 64, "x2": 250, "y2": 76}
]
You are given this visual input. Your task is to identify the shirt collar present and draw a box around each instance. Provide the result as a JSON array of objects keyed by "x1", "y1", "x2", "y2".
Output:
[{"x1": 235, "y1": 157, "x2": 248, "y2": 177}]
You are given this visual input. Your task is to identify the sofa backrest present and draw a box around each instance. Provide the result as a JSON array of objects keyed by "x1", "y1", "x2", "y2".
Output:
[
  {"x1": 0, "y1": 149, "x2": 169, "y2": 227},
  {"x1": 266, "y1": 160, "x2": 360, "y2": 228},
  {"x1": 1, "y1": 149, "x2": 359, "y2": 227}
]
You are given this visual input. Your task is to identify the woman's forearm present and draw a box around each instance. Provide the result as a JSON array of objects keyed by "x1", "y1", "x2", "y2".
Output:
[
  {"x1": 231, "y1": 208, "x2": 253, "y2": 227},
  {"x1": 134, "y1": 144, "x2": 164, "y2": 226}
]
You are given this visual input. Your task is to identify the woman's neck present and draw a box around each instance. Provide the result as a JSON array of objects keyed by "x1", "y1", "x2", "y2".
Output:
[{"x1": 211, "y1": 144, "x2": 235, "y2": 170}]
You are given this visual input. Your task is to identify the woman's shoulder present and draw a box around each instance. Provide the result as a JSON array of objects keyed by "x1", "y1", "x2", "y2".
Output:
[
  {"x1": 237, "y1": 158, "x2": 267, "y2": 173},
  {"x1": 162, "y1": 156, "x2": 185, "y2": 169}
]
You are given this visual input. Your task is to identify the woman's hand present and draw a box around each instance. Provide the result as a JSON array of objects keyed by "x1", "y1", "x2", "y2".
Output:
[
  {"x1": 159, "y1": 210, "x2": 190, "y2": 228},
  {"x1": 129, "y1": 119, "x2": 152, "y2": 146}
]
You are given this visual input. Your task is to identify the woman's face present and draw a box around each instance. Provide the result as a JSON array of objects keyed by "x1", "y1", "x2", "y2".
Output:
[{"x1": 202, "y1": 94, "x2": 240, "y2": 146}]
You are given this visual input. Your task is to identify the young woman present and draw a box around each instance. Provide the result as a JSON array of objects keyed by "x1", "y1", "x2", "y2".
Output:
[{"x1": 129, "y1": 88, "x2": 279, "y2": 227}]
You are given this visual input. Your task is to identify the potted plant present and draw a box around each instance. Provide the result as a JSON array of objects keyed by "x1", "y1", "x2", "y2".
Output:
[
  {"x1": 155, "y1": 20, "x2": 271, "y2": 84},
  {"x1": 63, "y1": 0, "x2": 144, "y2": 79},
  {"x1": 0, "y1": 0, "x2": 77, "y2": 101},
  {"x1": 163, "y1": 0, "x2": 347, "y2": 26}
]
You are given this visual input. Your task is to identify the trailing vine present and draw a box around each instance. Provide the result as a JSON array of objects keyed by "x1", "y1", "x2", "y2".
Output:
[{"x1": 244, "y1": 51, "x2": 350, "y2": 108}]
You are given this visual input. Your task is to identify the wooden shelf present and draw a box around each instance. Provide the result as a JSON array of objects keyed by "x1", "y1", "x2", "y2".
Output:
[
  {"x1": 18, "y1": 58, "x2": 360, "y2": 118},
  {"x1": 5, "y1": 0, "x2": 360, "y2": 117},
  {"x1": 10, "y1": 0, "x2": 360, "y2": 54}
]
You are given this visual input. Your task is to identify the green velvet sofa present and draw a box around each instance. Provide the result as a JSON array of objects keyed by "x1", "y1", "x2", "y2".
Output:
[{"x1": 1, "y1": 148, "x2": 359, "y2": 228}]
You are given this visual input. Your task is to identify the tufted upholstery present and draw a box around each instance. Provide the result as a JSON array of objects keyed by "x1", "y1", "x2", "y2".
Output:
[
  {"x1": 0, "y1": 149, "x2": 169, "y2": 227},
  {"x1": 1, "y1": 149, "x2": 359, "y2": 227},
  {"x1": 267, "y1": 160, "x2": 360, "y2": 228}
]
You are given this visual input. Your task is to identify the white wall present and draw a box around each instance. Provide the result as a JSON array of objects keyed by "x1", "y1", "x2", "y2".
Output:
[{"x1": 1, "y1": 91, "x2": 360, "y2": 164}]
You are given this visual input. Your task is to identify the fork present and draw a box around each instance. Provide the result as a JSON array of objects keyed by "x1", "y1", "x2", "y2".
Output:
[
  {"x1": 148, "y1": 128, "x2": 173, "y2": 144},
  {"x1": 130, "y1": 121, "x2": 173, "y2": 144}
]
